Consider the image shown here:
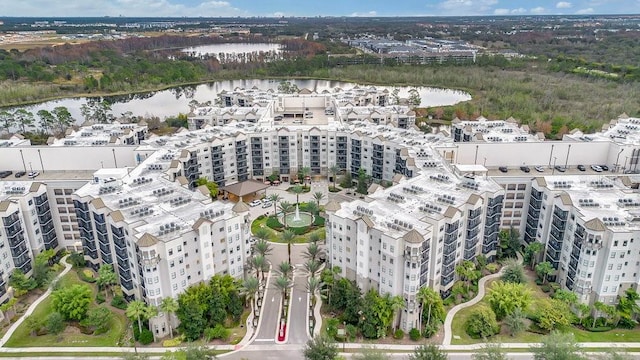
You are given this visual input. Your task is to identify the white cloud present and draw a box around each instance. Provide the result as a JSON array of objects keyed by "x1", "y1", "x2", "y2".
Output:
[
  {"x1": 437, "y1": 0, "x2": 498, "y2": 14},
  {"x1": 494, "y1": 7, "x2": 526, "y2": 15},
  {"x1": 530, "y1": 6, "x2": 546, "y2": 14},
  {"x1": 350, "y1": 11, "x2": 378, "y2": 17},
  {"x1": 576, "y1": 7, "x2": 595, "y2": 14},
  {"x1": 0, "y1": 0, "x2": 247, "y2": 17},
  {"x1": 556, "y1": 1, "x2": 572, "y2": 8}
]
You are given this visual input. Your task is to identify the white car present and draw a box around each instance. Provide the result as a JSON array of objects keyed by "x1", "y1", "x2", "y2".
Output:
[
  {"x1": 261, "y1": 201, "x2": 272, "y2": 208},
  {"x1": 534, "y1": 166, "x2": 544, "y2": 173},
  {"x1": 249, "y1": 200, "x2": 262, "y2": 207},
  {"x1": 591, "y1": 165, "x2": 603, "y2": 172},
  {"x1": 28, "y1": 171, "x2": 40, "y2": 178}
]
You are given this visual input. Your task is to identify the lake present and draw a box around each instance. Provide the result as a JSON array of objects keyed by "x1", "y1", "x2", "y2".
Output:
[
  {"x1": 181, "y1": 43, "x2": 283, "y2": 59},
  {"x1": 11, "y1": 79, "x2": 472, "y2": 124}
]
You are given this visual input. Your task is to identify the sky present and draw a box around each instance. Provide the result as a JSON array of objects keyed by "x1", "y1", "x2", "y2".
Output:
[{"x1": 1, "y1": 0, "x2": 639, "y2": 18}]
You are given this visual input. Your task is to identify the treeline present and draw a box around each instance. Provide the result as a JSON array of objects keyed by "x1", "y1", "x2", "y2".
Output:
[{"x1": 550, "y1": 55, "x2": 640, "y2": 82}]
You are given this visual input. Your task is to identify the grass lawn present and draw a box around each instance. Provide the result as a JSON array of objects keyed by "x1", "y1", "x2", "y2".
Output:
[
  {"x1": 5, "y1": 270, "x2": 126, "y2": 348},
  {"x1": 226, "y1": 309, "x2": 250, "y2": 345},
  {"x1": 450, "y1": 269, "x2": 640, "y2": 345},
  {"x1": 251, "y1": 216, "x2": 325, "y2": 243}
]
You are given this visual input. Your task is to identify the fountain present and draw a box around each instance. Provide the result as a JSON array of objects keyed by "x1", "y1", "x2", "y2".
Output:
[
  {"x1": 281, "y1": 203, "x2": 313, "y2": 228},
  {"x1": 293, "y1": 204, "x2": 301, "y2": 222}
]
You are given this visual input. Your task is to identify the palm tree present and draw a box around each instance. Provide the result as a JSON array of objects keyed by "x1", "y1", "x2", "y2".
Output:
[
  {"x1": 304, "y1": 259, "x2": 321, "y2": 278},
  {"x1": 305, "y1": 201, "x2": 319, "y2": 216},
  {"x1": 278, "y1": 201, "x2": 293, "y2": 228},
  {"x1": 535, "y1": 261, "x2": 554, "y2": 284},
  {"x1": 416, "y1": 287, "x2": 440, "y2": 332},
  {"x1": 385, "y1": 293, "x2": 405, "y2": 332},
  {"x1": 96, "y1": 264, "x2": 118, "y2": 299},
  {"x1": 307, "y1": 276, "x2": 323, "y2": 306},
  {"x1": 254, "y1": 227, "x2": 271, "y2": 242},
  {"x1": 274, "y1": 275, "x2": 293, "y2": 318},
  {"x1": 303, "y1": 243, "x2": 320, "y2": 262},
  {"x1": 455, "y1": 260, "x2": 478, "y2": 293},
  {"x1": 278, "y1": 261, "x2": 293, "y2": 279},
  {"x1": 249, "y1": 254, "x2": 267, "y2": 283},
  {"x1": 526, "y1": 241, "x2": 543, "y2": 269},
  {"x1": 291, "y1": 185, "x2": 304, "y2": 205},
  {"x1": 326, "y1": 265, "x2": 341, "y2": 308},
  {"x1": 329, "y1": 165, "x2": 340, "y2": 189},
  {"x1": 159, "y1": 297, "x2": 178, "y2": 338},
  {"x1": 126, "y1": 300, "x2": 148, "y2": 333},
  {"x1": 254, "y1": 239, "x2": 272, "y2": 257},
  {"x1": 593, "y1": 301, "x2": 606, "y2": 328},
  {"x1": 313, "y1": 191, "x2": 324, "y2": 207},
  {"x1": 240, "y1": 277, "x2": 260, "y2": 309},
  {"x1": 280, "y1": 230, "x2": 296, "y2": 264},
  {"x1": 309, "y1": 232, "x2": 320, "y2": 244},
  {"x1": 299, "y1": 167, "x2": 311, "y2": 185},
  {"x1": 268, "y1": 193, "x2": 281, "y2": 215}
]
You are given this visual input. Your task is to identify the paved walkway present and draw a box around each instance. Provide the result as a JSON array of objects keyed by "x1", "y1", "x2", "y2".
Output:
[
  {"x1": 442, "y1": 253, "x2": 522, "y2": 345},
  {"x1": 0, "y1": 255, "x2": 72, "y2": 347}
]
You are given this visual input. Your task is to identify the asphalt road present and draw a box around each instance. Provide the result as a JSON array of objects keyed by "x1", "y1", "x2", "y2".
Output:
[
  {"x1": 288, "y1": 272, "x2": 310, "y2": 344},
  {"x1": 253, "y1": 274, "x2": 279, "y2": 344}
]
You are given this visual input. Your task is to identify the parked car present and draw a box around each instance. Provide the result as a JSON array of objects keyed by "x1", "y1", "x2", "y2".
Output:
[
  {"x1": 554, "y1": 165, "x2": 566, "y2": 173},
  {"x1": 591, "y1": 165, "x2": 603, "y2": 172},
  {"x1": 534, "y1": 166, "x2": 545, "y2": 173},
  {"x1": 577, "y1": 164, "x2": 586, "y2": 171},
  {"x1": 0, "y1": 170, "x2": 12, "y2": 179},
  {"x1": 261, "y1": 201, "x2": 272, "y2": 208},
  {"x1": 520, "y1": 166, "x2": 530, "y2": 173},
  {"x1": 600, "y1": 165, "x2": 609, "y2": 171},
  {"x1": 14, "y1": 171, "x2": 26, "y2": 178},
  {"x1": 249, "y1": 200, "x2": 262, "y2": 207},
  {"x1": 498, "y1": 166, "x2": 508, "y2": 173},
  {"x1": 27, "y1": 171, "x2": 40, "y2": 178}
]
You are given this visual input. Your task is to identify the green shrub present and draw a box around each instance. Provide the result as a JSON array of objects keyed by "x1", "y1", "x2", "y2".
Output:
[
  {"x1": 393, "y1": 329, "x2": 404, "y2": 339},
  {"x1": 139, "y1": 329, "x2": 154, "y2": 345},
  {"x1": 486, "y1": 263, "x2": 500, "y2": 274},
  {"x1": 541, "y1": 284, "x2": 551, "y2": 293},
  {"x1": 110, "y1": 295, "x2": 127, "y2": 310},
  {"x1": 423, "y1": 324, "x2": 438, "y2": 338},
  {"x1": 95, "y1": 292, "x2": 105, "y2": 304},
  {"x1": 290, "y1": 226, "x2": 309, "y2": 235},
  {"x1": 325, "y1": 318, "x2": 339, "y2": 339},
  {"x1": 163, "y1": 337, "x2": 183, "y2": 347},
  {"x1": 345, "y1": 324, "x2": 357, "y2": 341},
  {"x1": 77, "y1": 269, "x2": 96, "y2": 283},
  {"x1": 255, "y1": 214, "x2": 266, "y2": 221},
  {"x1": 585, "y1": 326, "x2": 614, "y2": 332},
  {"x1": 409, "y1": 328, "x2": 421, "y2": 341},
  {"x1": 313, "y1": 216, "x2": 325, "y2": 226},
  {"x1": 204, "y1": 324, "x2": 230, "y2": 341},
  {"x1": 465, "y1": 306, "x2": 500, "y2": 339},
  {"x1": 266, "y1": 216, "x2": 284, "y2": 230},
  {"x1": 328, "y1": 186, "x2": 341, "y2": 193}
]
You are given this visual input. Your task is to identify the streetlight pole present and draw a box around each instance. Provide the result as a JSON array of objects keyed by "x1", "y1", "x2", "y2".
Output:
[
  {"x1": 616, "y1": 148, "x2": 624, "y2": 173},
  {"x1": 342, "y1": 321, "x2": 346, "y2": 352}
]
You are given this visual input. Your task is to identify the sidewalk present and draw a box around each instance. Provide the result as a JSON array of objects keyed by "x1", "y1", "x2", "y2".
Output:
[{"x1": 0, "y1": 255, "x2": 73, "y2": 347}]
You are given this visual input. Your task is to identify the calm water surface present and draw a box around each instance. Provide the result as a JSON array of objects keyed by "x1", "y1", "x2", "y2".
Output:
[{"x1": 13, "y1": 79, "x2": 471, "y2": 124}]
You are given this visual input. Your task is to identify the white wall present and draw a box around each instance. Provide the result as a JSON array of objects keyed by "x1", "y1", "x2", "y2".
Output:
[
  {"x1": 451, "y1": 141, "x2": 612, "y2": 168},
  {"x1": 0, "y1": 146, "x2": 137, "y2": 172}
]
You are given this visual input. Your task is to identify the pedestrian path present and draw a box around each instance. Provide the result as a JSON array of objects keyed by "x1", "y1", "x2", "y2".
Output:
[{"x1": 0, "y1": 255, "x2": 73, "y2": 347}]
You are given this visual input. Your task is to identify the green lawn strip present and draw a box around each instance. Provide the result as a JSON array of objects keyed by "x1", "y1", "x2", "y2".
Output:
[
  {"x1": 0, "y1": 350, "x2": 230, "y2": 358},
  {"x1": 5, "y1": 271, "x2": 126, "y2": 348}
]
